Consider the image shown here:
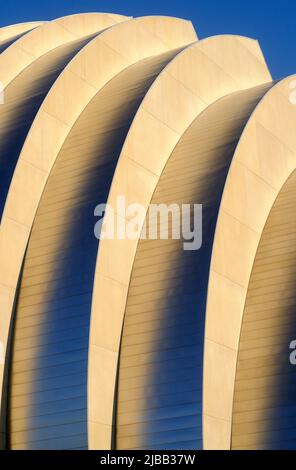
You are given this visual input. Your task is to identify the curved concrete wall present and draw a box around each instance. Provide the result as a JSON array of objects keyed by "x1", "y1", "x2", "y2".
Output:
[
  {"x1": 8, "y1": 51, "x2": 183, "y2": 450},
  {"x1": 232, "y1": 169, "x2": 296, "y2": 449},
  {"x1": 0, "y1": 13, "x2": 128, "y2": 448},
  {"x1": 115, "y1": 83, "x2": 272, "y2": 450},
  {"x1": 89, "y1": 35, "x2": 271, "y2": 449},
  {"x1": 1, "y1": 11, "x2": 296, "y2": 451},
  {"x1": 204, "y1": 75, "x2": 296, "y2": 449},
  {"x1": 0, "y1": 13, "x2": 127, "y2": 219},
  {"x1": 0, "y1": 22, "x2": 44, "y2": 53},
  {"x1": 0, "y1": 35, "x2": 96, "y2": 218},
  {"x1": 0, "y1": 13, "x2": 127, "y2": 89},
  {"x1": 0, "y1": 14, "x2": 196, "y2": 449}
]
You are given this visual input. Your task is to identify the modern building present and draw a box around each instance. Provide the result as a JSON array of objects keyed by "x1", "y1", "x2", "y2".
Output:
[{"x1": 0, "y1": 12, "x2": 296, "y2": 450}]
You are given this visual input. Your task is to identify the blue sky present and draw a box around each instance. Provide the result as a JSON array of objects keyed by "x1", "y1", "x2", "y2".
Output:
[{"x1": 1, "y1": 0, "x2": 295, "y2": 79}]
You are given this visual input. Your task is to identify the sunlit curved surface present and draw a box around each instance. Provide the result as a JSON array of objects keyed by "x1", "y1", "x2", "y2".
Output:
[
  {"x1": 89, "y1": 35, "x2": 271, "y2": 449},
  {"x1": 0, "y1": 22, "x2": 43, "y2": 53},
  {"x1": 0, "y1": 15, "x2": 197, "y2": 450},
  {"x1": 8, "y1": 50, "x2": 183, "y2": 451},
  {"x1": 232, "y1": 169, "x2": 296, "y2": 449},
  {"x1": 0, "y1": 13, "x2": 129, "y2": 448},
  {"x1": 0, "y1": 13, "x2": 127, "y2": 218},
  {"x1": 204, "y1": 75, "x2": 296, "y2": 449},
  {"x1": 2, "y1": 11, "x2": 295, "y2": 451},
  {"x1": 0, "y1": 35, "x2": 97, "y2": 218},
  {"x1": 114, "y1": 83, "x2": 272, "y2": 450},
  {"x1": 0, "y1": 13, "x2": 127, "y2": 88}
]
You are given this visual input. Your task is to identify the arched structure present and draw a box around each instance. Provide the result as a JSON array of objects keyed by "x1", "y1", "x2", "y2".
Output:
[
  {"x1": 0, "y1": 22, "x2": 44, "y2": 53},
  {"x1": 8, "y1": 48, "x2": 186, "y2": 452},
  {"x1": 0, "y1": 13, "x2": 128, "y2": 216},
  {"x1": 0, "y1": 15, "x2": 196, "y2": 449},
  {"x1": 88, "y1": 35, "x2": 271, "y2": 449},
  {"x1": 0, "y1": 13, "x2": 127, "y2": 89},
  {"x1": 114, "y1": 83, "x2": 274, "y2": 450},
  {"x1": 232, "y1": 170, "x2": 296, "y2": 449},
  {"x1": 204, "y1": 75, "x2": 296, "y2": 449},
  {"x1": 0, "y1": 13, "x2": 128, "y2": 448},
  {"x1": 1, "y1": 11, "x2": 296, "y2": 451}
]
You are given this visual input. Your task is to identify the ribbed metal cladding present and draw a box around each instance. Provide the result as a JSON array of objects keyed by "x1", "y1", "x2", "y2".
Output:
[
  {"x1": 0, "y1": 34, "x2": 94, "y2": 218},
  {"x1": 7, "y1": 50, "x2": 182, "y2": 450},
  {"x1": 232, "y1": 169, "x2": 296, "y2": 450},
  {"x1": 115, "y1": 84, "x2": 272, "y2": 450}
]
